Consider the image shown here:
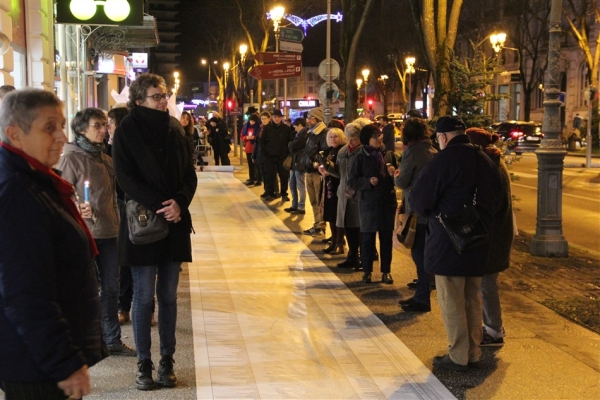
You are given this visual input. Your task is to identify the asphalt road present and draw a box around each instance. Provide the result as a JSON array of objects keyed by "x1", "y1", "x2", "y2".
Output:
[{"x1": 507, "y1": 153, "x2": 600, "y2": 255}]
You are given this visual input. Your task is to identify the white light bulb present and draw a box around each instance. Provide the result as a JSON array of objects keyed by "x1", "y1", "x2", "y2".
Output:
[
  {"x1": 70, "y1": 0, "x2": 97, "y2": 21},
  {"x1": 104, "y1": 0, "x2": 131, "y2": 22}
]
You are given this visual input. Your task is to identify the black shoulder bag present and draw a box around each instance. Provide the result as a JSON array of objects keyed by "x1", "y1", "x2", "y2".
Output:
[{"x1": 436, "y1": 147, "x2": 489, "y2": 254}]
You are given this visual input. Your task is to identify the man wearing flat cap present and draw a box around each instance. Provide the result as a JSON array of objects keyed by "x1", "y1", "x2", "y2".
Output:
[
  {"x1": 410, "y1": 116, "x2": 501, "y2": 372},
  {"x1": 259, "y1": 109, "x2": 294, "y2": 202}
]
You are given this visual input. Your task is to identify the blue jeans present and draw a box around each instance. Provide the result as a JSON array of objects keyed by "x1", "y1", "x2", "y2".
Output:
[
  {"x1": 131, "y1": 261, "x2": 181, "y2": 360},
  {"x1": 411, "y1": 224, "x2": 431, "y2": 306},
  {"x1": 481, "y1": 272, "x2": 503, "y2": 336},
  {"x1": 289, "y1": 169, "x2": 306, "y2": 210},
  {"x1": 95, "y1": 238, "x2": 121, "y2": 346}
]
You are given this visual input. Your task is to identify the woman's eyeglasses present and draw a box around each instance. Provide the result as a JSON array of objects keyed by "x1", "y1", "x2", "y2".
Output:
[
  {"x1": 88, "y1": 123, "x2": 107, "y2": 129},
  {"x1": 147, "y1": 93, "x2": 170, "y2": 101}
]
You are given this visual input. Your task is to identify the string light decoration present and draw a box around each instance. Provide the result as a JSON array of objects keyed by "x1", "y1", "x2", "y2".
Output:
[{"x1": 266, "y1": 11, "x2": 343, "y2": 35}]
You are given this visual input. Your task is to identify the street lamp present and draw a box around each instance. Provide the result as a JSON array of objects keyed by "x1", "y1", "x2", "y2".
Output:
[
  {"x1": 173, "y1": 71, "x2": 180, "y2": 95},
  {"x1": 223, "y1": 62, "x2": 230, "y2": 118},
  {"x1": 405, "y1": 56, "x2": 415, "y2": 113},
  {"x1": 270, "y1": 6, "x2": 285, "y2": 104},
  {"x1": 490, "y1": 32, "x2": 507, "y2": 53},
  {"x1": 361, "y1": 69, "x2": 369, "y2": 108},
  {"x1": 379, "y1": 75, "x2": 388, "y2": 114}
]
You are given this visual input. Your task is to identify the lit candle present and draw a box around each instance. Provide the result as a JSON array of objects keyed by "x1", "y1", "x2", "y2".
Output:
[{"x1": 84, "y1": 181, "x2": 90, "y2": 204}]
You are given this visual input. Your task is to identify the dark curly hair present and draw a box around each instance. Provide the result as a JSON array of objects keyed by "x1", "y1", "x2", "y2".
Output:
[
  {"x1": 127, "y1": 73, "x2": 166, "y2": 109},
  {"x1": 401, "y1": 117, "x2": 430, "y2": 145}
]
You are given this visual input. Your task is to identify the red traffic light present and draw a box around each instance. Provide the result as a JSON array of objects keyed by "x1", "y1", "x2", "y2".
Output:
[
  {"x1": 368, "y1": 99, "x2": 373, "y2": 105},
  {"x1": 227, "y1": 100, "x2": 233, "y2": 109}
]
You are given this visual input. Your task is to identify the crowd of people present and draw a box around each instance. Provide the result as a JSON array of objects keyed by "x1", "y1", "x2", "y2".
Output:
[
  {"x1": 0, "y1": 73, "x2": 197, "y2": 398},
  {"x1": 239, "y1": 105, "x2": 514, "y2": 372},
  {"x1": 0, "y1": 77, "x2": 514, "y2": 399}
]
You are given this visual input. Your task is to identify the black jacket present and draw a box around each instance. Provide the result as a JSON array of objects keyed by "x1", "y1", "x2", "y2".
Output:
[
  {"x1": 410, "y1": 135, "x2": 501, "y2": 277},
  {"x1": 260, "y1": 121, "x2": 293, "y2": 159},
  {"x1": 288, "y1": 126, "x2": 308, "y2": 171},
  {"x1": 112, "y1": 107, "x2": 198, "y2": 266},
  {"x1": 303, "y1": 122, "x2": 329, "y2": 172},
  {"x1": 207, "y1": 118, "x2": 231, "y2": 153},
  {"x1": 0, "y1": 147, "x2": 107, "y2": 382},
  {"x1": 347, "y1": 146, "x2": 398, "y2": 232}
]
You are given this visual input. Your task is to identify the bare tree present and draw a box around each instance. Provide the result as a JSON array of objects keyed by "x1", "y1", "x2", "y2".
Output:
[
  {"x1": 408, "y1": 0, "x2": 464, "y2": 116},
  {"x1": 340, "y1": 0, "x2": 376, "y2": 120}
]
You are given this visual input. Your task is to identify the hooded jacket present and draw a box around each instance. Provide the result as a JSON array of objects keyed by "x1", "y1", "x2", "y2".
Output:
[{"x1": 57, "y1": 143, "x2": 119, "y2": 239}]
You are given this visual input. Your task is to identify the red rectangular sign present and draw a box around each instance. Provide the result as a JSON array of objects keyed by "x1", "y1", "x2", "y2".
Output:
[
  {"x1": 248, "y1": 62, "x2": 302, "y2": 80},
  {"x1": 254, "y1": 52, "x2": 302, "y2": 64}
]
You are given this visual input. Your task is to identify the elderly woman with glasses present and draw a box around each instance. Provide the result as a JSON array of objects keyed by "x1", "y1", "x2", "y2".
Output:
[
  {"x1": 0, "y1": 89, "x2": 107, "y2": 399},
  {"x1": 112, "y1": 73, "x2": 197, "y2": 391},
  {"x1": 57, "y1": 108, "x2": 136, "y2": 359}
]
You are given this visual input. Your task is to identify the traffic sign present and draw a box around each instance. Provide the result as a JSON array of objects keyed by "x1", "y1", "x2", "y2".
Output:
[
  {"x1": 318, "y1": 58, "x2": 340, "y2": 80},
  {"x1": 319, "y1": 82, "x2": 340, "y2": 104},
  {"x1": 280, "y1": 27, "x2": 304, "y2": 43},
  {"x1": 248, "y1": 62, "x2": 302, "y2": 80},
  {"x1": 229, "y1": 108, "x2": 243, "y2": 115},
  {"x1": 254, "y1": 52, "x2": 302, "y2": 64},
  {"x1": 279, "y1": 40, "x2": 303, "y2": 53}
]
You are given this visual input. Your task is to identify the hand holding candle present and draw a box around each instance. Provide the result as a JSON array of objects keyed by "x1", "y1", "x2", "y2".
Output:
[{"x1": 84, "y1": 181, "x2": 90, "y2": 204}]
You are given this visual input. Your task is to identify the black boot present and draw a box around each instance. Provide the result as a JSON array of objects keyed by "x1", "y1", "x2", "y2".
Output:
[
  {"x1": 156, "y1": 355, "x2": 177, "y2": 388},
  {"x1": 135, "y1": 359, "x2": 155, "y2": 390}
]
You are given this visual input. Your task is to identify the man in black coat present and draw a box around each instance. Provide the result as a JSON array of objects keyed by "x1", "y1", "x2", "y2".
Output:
[
  {"x1": 410, "y1": 116, "x2": 501, "y2": 372},
  {"x1": 260, "y1": 109, "x2": 293, "y2": 201},
  {"x1": 381, "y1": 116, "x2": 396, "y2": 153}
]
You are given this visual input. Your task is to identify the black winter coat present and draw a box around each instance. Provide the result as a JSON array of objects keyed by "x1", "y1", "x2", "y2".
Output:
[
  {"x1": 0, "y1": 147, "x2": 107, "y2": 382},
  {"x1": 207, "y1": 118, "x2": 231, "y2": 154},
  {"x1": 260, "y1": 121, "x2": 293, "y2": 159},
  {"x1": 112, "y1": 107, "x2": 198, "y2": 266},
  {"x1": 410, "y1": 135, "x2": 501, "y2": 277},
  {"x1": 348, "y1": 146, "x2": 398, "y2": 232},
  {"x1": 303, "y1": 123, "x2": 329, "y2": 172},
  {"x1": 288, "y1": 126, "x2": 308, "y2": 171}
]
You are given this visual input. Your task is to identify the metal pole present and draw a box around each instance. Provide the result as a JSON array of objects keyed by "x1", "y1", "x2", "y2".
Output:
[
  {"x1": 275, "y1": 31, "x2": 280, "y2": 110},
  {"x1": 239, "y1": 56, "x2": 244, "y2": 165},
  {"x1": 208, "y1": 65, "x2": 211, "y2": 103},
  {"x1": 586, "y1": 86, "x2": 595, "y2": 168},
  {"x1": 530, "y1": 0, "x2": 568, "y2": 257},
  {"x1": 407, "y1": 73, "x2": 411, "y2": 113},
  {"x1": 324, "y1": 0, "x2": 332, "y2": 124}
]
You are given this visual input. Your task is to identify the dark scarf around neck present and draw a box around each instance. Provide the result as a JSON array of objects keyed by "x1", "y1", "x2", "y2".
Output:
[
  {"x1": 75, "y1": 134, "x2": 105, "y2": 154},
  {"x1": 365, "y1": 145, "x2": 386, "y2": 176}
]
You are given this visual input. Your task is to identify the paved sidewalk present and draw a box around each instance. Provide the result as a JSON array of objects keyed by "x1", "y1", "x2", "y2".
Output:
[{"x1": 227, "y1": 152, "x2": 600, "y2": 399}]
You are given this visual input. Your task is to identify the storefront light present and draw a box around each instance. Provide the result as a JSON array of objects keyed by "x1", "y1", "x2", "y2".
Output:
[{"x1": 69, "y1": 0, "x2": 131, "y2": 22}]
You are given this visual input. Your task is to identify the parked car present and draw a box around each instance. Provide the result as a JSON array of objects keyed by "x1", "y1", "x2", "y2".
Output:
[{"x1": 491, "y1": 120, "x2": 543, "y2": 154}]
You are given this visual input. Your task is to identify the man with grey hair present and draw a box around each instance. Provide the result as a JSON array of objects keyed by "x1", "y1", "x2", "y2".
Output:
[
  {"x1": 302, "y1": 107, "x2": 329, "y2": 236},
  {"x1": 410, "y1": 116, "x2": 501, "y2": 372}
]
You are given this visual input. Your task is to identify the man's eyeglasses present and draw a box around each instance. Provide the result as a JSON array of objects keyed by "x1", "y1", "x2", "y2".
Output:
[
  {"x1": 147, "y1": 93, "x2": 170, "y2": 101},
  {"x1": 434, "y1": 133, "x2": 445, "y2": 143},
  {"x1": 88, "y1": 123, "x2": 107, "y2": 129}
]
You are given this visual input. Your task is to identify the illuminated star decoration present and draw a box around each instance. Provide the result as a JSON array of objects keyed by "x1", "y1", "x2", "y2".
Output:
[{"x1": 266, "y1": 12, "x2": 343, "y2": 36}]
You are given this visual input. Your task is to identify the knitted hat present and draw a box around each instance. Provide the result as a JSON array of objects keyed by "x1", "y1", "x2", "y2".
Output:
[
  {"x1": 465, "y1": 127, "x2": 494, "y2": 147},
  {"x1": 308, "y1": 107, "x2": 325, "y2": 122}
]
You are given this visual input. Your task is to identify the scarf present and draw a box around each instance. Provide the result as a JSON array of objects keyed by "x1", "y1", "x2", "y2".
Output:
[
  {"x1": 348, "y1": 143, "x2": 359, "y2": 153},
  {"x1": 0, "y1": 143, "x2": 99, "y2": 257},
  {"x1": 365, "y1": 145, "x2": 386, "y2": 176},
  {"x1": 75, "y1": 134, "x2": 105, "y2": 154}
]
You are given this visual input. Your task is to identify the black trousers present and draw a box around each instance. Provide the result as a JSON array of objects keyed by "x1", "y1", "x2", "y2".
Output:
[
  {"x1": 264, "y1": 156, "x2": 289, "y2": 196},
  {"x1": 245, "y1": 153, "x2": 255, "y2": 181},
  {"x1": 214, "y1": 151, "x2": 230, "y2": 166},
  {"x1": 1, "y1": 380, "x2": 68, "y2": 400},
  {"x1": 361, "y1": 230, "x2": 393, "y2": 274}
]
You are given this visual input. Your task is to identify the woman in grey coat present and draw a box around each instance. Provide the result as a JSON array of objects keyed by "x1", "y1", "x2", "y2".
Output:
[
  {"x1": 334, "y1": 118, "x2": 371, "y2": 269},
  {"x1": 394, "y1": 118, "x2": 437, "y2": 312}
]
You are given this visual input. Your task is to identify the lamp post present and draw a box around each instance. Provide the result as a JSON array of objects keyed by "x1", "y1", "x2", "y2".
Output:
[
  {"x1": 379, "y1": 74, "x2": 388, "y2": 115},
  {"x1": 361, "y1": 69, "x2": 370, "y2": 110},
  {"x1": 173, "y1": 71, "x2": 180, "y2": 95},
  {"x1": 238, "y1": 44, "x2": 248, "y2": 165},
  {"x1": 405, "y1": 56, "x2": 415, "y2": 113},
  {"x1": 223, "y1": 62, "x2": 230, "y2": 119},
  {"x1": 270, "y1": 6, "x2": 285, "y2": 110},
  {"x1": 529, "y1": 0, "x2": 568, "y2": 257},
  {"x1": 356, "y1": 78, "x2": 363, "y2": 114},
  {"x1": 201, "y1": 58, "x2": 211, "y2": 101}
]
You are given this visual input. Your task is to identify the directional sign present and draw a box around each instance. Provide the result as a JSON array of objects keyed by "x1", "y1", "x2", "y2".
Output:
[
  {"x1": 280, "y1": 27, "x2": 304, "y2": 43},
  {"x1": 248, "y1": 62, "x2": 302, "y2": 80},
  {"x1": 254, "y1": 52, "x2": 302, "y2": 64},
  {"x1": 279, "y1": 40, "x2": 303, "y2": 53}
]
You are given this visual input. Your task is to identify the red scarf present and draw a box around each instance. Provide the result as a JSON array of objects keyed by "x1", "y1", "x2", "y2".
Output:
[
  {"x1": 0, "y1": 143, "x2": 99, "y2": 257},
  {"x1": 348, "y1": 144, "x2": 359, "y2": 153}
]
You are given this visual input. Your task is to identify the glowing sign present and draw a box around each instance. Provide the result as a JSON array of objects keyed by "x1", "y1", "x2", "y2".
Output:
[{"x1": 267, "y1": 12, "x2": 343, "y2": 36}]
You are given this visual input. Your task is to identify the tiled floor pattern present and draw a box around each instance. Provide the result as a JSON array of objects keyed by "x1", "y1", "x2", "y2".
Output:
[{"x1": 187, "y1": 172, "x2": 455, "y2": 399}]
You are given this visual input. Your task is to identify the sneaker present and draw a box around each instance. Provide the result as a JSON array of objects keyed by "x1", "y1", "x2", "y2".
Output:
[
  {"x1": 156, "y1": 355, "x2": 177, "y2": 388},
  {"x1": 302, "y1": 226, "x2": 322, "y2": 236},
  {"x1": 480, "y1": 332, "x2": 504, "y2": 347},
  {"x1": 136, "y1": 359, "x2": 155, "y2": 390},
  {"x1": 291, "y1": 209, "x2": 305, "y2": 215},
  {"x1": 107, "y1": 342, "x2": 137, "y2": 357},
  {"x1": 118, "y1": 310, "x2": 130, "y2": 325},
  {"x1": 311, "y1": 228, "x2": 324, "y2": 237},
  {"x1": 284, "y1": 207, "x2": 297, "y2": 213}
]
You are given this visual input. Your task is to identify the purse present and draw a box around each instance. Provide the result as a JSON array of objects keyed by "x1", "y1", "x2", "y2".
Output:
[
  {"x1": 283, "y1": 154, "x2": 293, "y2": 171},
  {"x1": 126, "y1": 200, "x2": 169, "y2": 245},
  {"x1": 436, "y1": 202, "x2": 488, "y2": 254},
  {"x1": 344, "y1": 186, "x2": 358, "y2": 202},
  {"x1": 395, "y1": 203, "x2": 417, "y2": 249}
]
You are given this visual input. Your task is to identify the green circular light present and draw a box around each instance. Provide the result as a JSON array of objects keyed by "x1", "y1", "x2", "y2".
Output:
[
  {"x1": 104, "y1": 0, "x2": 131, "y2": 22},
  {"x1": 70, "y1": 0, "x2": 97, "y2": 21}
]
